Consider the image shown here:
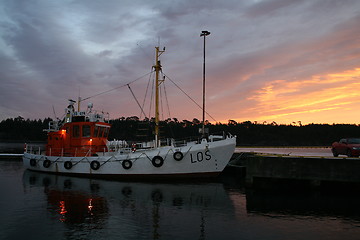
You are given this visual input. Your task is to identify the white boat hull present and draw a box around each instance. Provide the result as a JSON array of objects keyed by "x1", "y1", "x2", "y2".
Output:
[{"x1": 23, "y1": 136, "x2": 236, "y2": 178}]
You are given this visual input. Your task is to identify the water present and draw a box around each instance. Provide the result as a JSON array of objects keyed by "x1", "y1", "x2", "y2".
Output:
[{"x1": 1, "y1": 160, "x2": 360, "y2": 240}]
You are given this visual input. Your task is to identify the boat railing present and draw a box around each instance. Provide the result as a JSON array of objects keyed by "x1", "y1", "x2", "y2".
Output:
[
  {"x1": 110, "y1": 133, "x2": 232, "y2": 149},
  {"x1": 107, "y1": 140, "x2": 129, "y2": 152},
  {"x1": 24, "y1": 144, "x2": 108, "y2": 157},
  {"x1": 105, "y1": 132, "x2": 234, "y2": 151},
  {"x1": 171, "y1": 132, "x2": 231, "y2": 146},
  {"x1": 24, "y1": 144, "x2": 45, "y2": 155}
]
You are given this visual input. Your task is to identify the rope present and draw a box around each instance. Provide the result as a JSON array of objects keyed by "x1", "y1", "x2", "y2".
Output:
[
  {"x1": 76, "y1": 66, "x2": 217, "y2": 123},
  {"x1": 81, "y1": 71, "x2": 154, "y2": 102},
  {"x1": 127, "y1": 84, "x2": 148, "y2": 119},
  {"x1": 140, "y1": 71, "x2": 153, "y2": 119},
  {"x1": 149, "y1": 76, "x2": 155, "y2": 119},
  {"x1": 163, "y1": 73, "x2": 217, "y2": 122},
  {"x1": 163, "y1": 80, "x2": 171, "y2": 118},
  {"x1": 160, "y1": 81, "x2": 164, "y2": 120}
]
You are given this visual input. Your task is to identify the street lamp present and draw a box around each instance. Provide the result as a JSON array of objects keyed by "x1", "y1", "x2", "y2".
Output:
[{"x1": 200, "y1": 30, "x2": 210, "y2": 138}]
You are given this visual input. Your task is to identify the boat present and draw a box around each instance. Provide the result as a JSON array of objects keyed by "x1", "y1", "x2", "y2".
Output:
[{"x1": 23, "y1": 46, "x2": 236, "y2": 179}]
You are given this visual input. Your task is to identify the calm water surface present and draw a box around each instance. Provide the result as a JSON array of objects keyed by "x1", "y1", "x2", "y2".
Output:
[{"x1": 1, "y1": 160, "x2": 360, "y2": 240}]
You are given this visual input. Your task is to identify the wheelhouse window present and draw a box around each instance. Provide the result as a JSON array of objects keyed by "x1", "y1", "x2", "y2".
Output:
[
  {"x1": 94, "y1": 126, "x2": 99, "y2": 137},
  {"x1": 73, "y1": 125, "x2": 80, "y2": 138},
  {"x1": 99, "y1": 127, "x2": 105, "y2": 137},
  {"x1": 93, "y1": 125, "x2": 110, "y2": 138},
  {"x1": 82, "y1": 125, "x2": 91, "y2": 138},
  {"x1": 104, "y1": 127, "x2": 109, "y2": 138}
]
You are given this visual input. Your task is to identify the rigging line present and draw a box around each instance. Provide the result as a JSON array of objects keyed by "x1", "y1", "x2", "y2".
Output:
[
  {"x1": 163, "y1": 73, "x2": 217, "y2": 122},
  {"x1": 149, "y1": 76, "x2": 155, "y2": 119},
  {"x1": 160, "y1": 82, "x2": 164, "y2": 120},
  {"x1": 81, "y1": 71, "x2": 154, "y2": 102},
  {"x1": 163, "y1": 79, "x2": 171, "y2": 118},
  {"x1": 162, "y1": 79, "x2": 175, "y2": 138},
  {"x1": 140, "y1": 71, "x2": 153, "y2": 119},
  {"x1": 159, "y1": 70, "x2": 171, "y2": 119},
  {"x1": 127, "y1": 84, "x2": 148, "y2": 119}
]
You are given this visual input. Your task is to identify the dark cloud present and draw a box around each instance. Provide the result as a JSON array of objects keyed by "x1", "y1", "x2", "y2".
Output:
[
  {"x1": 246, "y1": 0, "x2": 304, "y2": 18},
  {"x1": 0, "y1": 0, "x2": 359, "y2": 123}
]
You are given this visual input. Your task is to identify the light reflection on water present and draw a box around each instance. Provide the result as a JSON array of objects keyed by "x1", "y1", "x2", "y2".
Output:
[{"x1": 1, "y1": 160, "x2": 360, "y2": 240}]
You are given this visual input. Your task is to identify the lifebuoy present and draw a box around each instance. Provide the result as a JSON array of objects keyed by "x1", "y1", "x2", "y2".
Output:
[
  {"x1": 152, "y1": 156, "x2": 164, "y2": 168},
  {"x1": 173, "y1": 151, "x2": 183, "y2": 161},
  {"x1": 43, "y1": 159, "x2": 51, "y2": 168},
  {"x1": 90, "y1": 160, "x2": 100, "y2": 170},
  {"x1": 64, "y1": 161, "x2": 73, "y2": 170},
  {"x1": 122, "y1": 160, "x2": 132, "y2": 170},
  {"x1": 30, "y1": 159, "x2": 37, "y2": 167}
]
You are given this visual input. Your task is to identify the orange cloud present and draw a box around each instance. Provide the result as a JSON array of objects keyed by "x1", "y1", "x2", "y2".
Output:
[{"x1": 235, "y1": 68, "x2": 360, "y2": 124}]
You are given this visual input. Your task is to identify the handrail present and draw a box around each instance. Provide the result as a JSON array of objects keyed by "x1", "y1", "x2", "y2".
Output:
[
  {"x1": 24, "y1": 133, "x2": 234, "y2": 156},
  {"x1": 24, "y1": 145, "x2": 95, "y2": 157}
]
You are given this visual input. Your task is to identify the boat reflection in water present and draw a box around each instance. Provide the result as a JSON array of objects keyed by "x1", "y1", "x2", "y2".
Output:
[
  {"x1": 25, "y1": 171, "x2": 109, "y2": 226},
  {"x1": 22, "y1": 170, "x2": 235, "y2": 239}
]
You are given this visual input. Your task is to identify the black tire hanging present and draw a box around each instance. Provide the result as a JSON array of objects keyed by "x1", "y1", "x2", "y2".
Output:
[
  {"x1": 64, "y1": 161, "x2": 73, "y2": 170},
  {"x1": 43, "y1": 159, "x2": 51, "y2": 168},
  {"x1": 30, "y1": 159, "x2": 37, "y2": 167},
  {"x1": 90, "y1": 160, "x2": 101, "y2": 170},
  {"x1": 122, "y1": 160, "x2": 132, "y2": 170},
  {"x1": 152, "y1": 156, "x2": 164, "y2": 168},
  {"x1": 173, "y1": 151, "x2": 183, "y2": 161}
]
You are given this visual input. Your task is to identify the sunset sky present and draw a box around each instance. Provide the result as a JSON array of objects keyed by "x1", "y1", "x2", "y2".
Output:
[{"x1": 1, "y1": 0, "x2": 360, "y2": 124}]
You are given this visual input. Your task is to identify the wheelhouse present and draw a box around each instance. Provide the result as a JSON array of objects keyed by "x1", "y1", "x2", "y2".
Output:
[
  {"x1": 46, "y1": 122, "x2": 110, "y2": 157},
  {"x1": 45, "y1": 100, "x2": 111, "y2": 157}
]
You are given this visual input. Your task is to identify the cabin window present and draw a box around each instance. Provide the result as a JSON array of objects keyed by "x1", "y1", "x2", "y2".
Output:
[
  {"x1": 82, "y1": 125, "x2": 91, "y2": 138},
  {"x1": 99, "y1": 127, "x2": 105, "y2": 137},
  {"x1": 104, "y1": 127, "x2": 109, "y2": 138},
  {"x1": 73, "y1": 125, "x2": 80, "y2": 138},
  {"x1": 94, "y1": 126, "x2": 99, "y2": 137}
]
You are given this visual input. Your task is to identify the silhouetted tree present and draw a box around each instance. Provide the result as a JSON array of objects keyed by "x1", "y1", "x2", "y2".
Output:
[{"x1": 2, "y1": 117, "x2": 360, "y2": 146}]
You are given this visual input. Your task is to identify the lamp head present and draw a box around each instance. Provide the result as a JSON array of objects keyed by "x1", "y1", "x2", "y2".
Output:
[{"x1": 200, "y1": 30, "x2": 211, "y2": 37}]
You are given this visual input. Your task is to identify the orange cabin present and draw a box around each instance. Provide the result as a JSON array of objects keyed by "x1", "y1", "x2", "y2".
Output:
[{"x1": 46, "y1": 121, "x2": 111, "y2": 157}]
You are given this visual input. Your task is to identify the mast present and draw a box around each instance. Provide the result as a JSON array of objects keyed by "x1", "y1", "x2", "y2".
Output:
[
  {"x1": 154, "y1": 46, "x2": 165, "y2": 147},
  {"x1": 77, "y1": 96, "x2": 81, "y2": 112}
]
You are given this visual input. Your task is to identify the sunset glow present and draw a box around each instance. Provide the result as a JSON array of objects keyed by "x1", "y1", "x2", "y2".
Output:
[{"x1": 239, "y1": 68, "x2": 360, "y2": 124}]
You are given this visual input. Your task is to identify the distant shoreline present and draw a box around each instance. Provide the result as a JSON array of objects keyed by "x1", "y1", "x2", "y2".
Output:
[{"x1": 0, "y1": 142, "x2": 45, "y2": 154}]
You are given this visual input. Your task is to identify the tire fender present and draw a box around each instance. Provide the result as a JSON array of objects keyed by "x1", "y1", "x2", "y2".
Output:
[
  {"x1": 64, "y1": 161, "x2": 73, "y2": 170},
  {"x1": 90, "y1": 160, "x2": 101, "y2": 170},
  {"x1": 122, "y1": 160, "x2": 133, "y2": 170},
  {"x1": 173, "y1": 151, "x2": 183, "y2": 161},
  {"x1": 43, "y1": 159, "x2": 51, "y2": 168},
  {"x1": 152, "y1": 156, "x2": 164, "y2": 168}
]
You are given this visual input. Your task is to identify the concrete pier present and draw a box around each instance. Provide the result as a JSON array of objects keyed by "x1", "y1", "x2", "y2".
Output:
[
  {"x1": 0, "y1": 153, "x2": 23, "y2": 160},
  {"x1": 228, "y1": 152, "x2": 360, "y2": 188}
]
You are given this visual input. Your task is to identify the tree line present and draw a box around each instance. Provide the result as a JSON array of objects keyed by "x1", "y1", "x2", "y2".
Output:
[{"x1": 1, "y1": 116, "x2": 360, "y2": 146}]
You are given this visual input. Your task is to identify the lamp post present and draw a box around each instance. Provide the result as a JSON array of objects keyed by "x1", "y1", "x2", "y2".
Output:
[{"x1": 200, "y1": 30, "x2": 210, "y2": 138}]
